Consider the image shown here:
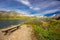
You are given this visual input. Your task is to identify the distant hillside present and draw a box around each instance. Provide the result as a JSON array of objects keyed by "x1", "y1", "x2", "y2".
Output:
[
  {"x1": 0, "y1": 11, "x2": 36, "y2": 20},
  {"x1": 0, "y1": 11, "x2": 22, "y2": 17},
  {"x1": 0, "y1": 11, "x2": 27, "y2": 20}
]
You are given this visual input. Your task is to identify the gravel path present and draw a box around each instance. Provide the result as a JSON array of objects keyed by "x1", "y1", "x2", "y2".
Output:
[{"x1": 6, "y1": 25, "x2": 33, "y2": 40}]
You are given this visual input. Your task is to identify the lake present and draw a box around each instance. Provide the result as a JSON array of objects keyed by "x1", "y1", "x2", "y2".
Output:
[{"x1": 0, "y1": 20, "x2": 26, "y2": 28}]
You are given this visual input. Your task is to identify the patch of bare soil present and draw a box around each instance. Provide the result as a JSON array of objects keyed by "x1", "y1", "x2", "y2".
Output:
[{"x1": 0, "y1": 25, "x2": 35, "y2": 40}]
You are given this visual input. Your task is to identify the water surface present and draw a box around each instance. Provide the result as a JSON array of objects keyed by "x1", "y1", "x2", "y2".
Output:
[{"x1": 0, "y1": 20, "x2": 25, "y2": 28}]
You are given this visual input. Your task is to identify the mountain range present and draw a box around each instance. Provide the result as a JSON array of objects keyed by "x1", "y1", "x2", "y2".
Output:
[
  {"x1": 44, "y1": 11, "x2": 60, "y2": 17},
  {"x1": 0, "y1": 11, "x2": 22, "y2": 17},
  {"x1": 0, "y1": 11, "x2": 60, "y2": 19},
  {"x1": 52, "y1": 14, "x2": 60, "y2": 20}
]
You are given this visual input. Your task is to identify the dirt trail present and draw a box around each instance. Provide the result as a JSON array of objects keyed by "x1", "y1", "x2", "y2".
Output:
[{"x1": 6, "y1": 25, "x2": 33, "y2": 40}]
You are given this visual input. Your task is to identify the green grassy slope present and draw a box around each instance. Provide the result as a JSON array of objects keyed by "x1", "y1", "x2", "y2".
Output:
[{"x1": 24, "y1": 19, "x2": 60, "y2": 40}]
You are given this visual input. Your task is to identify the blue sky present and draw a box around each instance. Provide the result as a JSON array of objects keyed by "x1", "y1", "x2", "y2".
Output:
[{"x1": 0, "y1": 0, "x2": 60, "y2": 16}]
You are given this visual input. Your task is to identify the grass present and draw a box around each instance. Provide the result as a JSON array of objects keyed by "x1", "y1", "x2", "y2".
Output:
[
  {"x1": 0, "y1": 16, "x2": 36, "y2": 20},
  {"x1": 24, "y1": 21, "x2": 49, "y2": 40},
  {"x1": 24, "y1": 19, "x2": 60, "y2": 40},
  {"x1": 33, "y1": 24, "x2": 49, "y2": 40}
]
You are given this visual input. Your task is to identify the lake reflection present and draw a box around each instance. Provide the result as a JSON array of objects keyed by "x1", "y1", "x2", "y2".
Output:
[{"x1": 0, "y1": 20, "x2": 25, "y2": 28}]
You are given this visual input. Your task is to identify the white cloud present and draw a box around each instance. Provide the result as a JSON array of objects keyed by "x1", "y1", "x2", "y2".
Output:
[
  {"x1": 43, "y1": 1, "x2": 60, "y2": 9},
  {"x1": 41, "y1": 9, "x2": 59, "y2": 15},
  {"x1": 17, "y1": 0, "x2": 31, "y2": 6},
  {"x1": 30, "y1": 7, "x2": 40, "y2": 11},
  {"x1": 15, "y1": 9, "x2": 31, "y2": 15},
  {"x1": 16, "y1": 0, "x2": 40, "y2": 11},
  {"x1": 32, "y1": 9, "x2": 59, "y2": 16}
]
